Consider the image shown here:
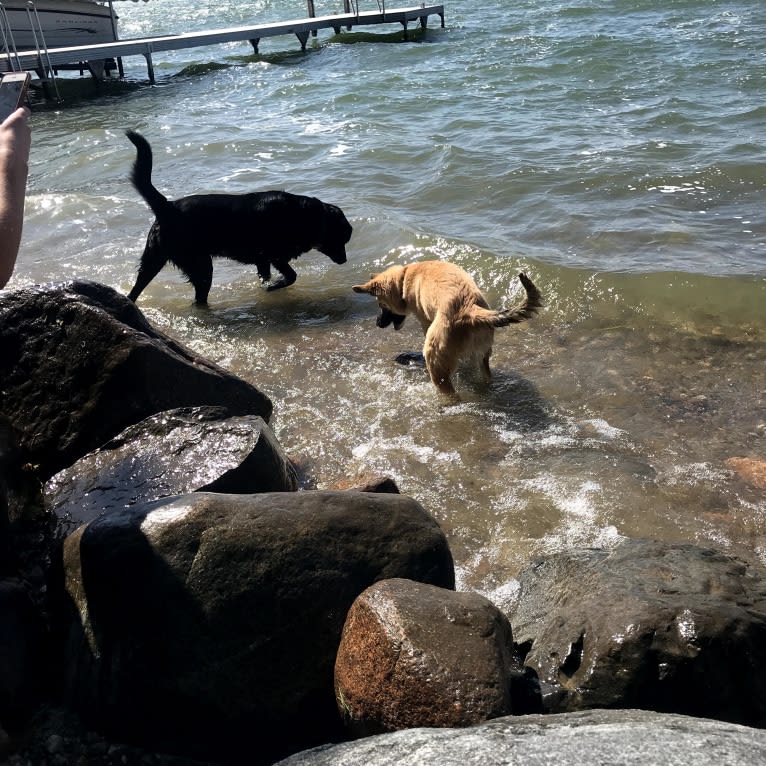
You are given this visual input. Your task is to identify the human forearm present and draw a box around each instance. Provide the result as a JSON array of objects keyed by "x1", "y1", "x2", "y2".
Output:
[{"x1": 0, "y1": 107, "x2": 31, "y2": 288}]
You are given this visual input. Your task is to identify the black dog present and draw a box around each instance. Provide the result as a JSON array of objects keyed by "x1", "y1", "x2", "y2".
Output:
[{"x1": 125, "y1": 131, "x2": 353, "y2": 304}]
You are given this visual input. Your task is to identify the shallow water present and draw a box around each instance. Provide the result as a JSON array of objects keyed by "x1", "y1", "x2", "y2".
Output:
[{"x1": 10, "y1": 0, "x2": 766, "y2": 596}]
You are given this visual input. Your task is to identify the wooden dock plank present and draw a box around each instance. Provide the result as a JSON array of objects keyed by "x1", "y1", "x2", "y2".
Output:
[{"x1": 0, "y1": 5, "x2": 445, "y2": 74}]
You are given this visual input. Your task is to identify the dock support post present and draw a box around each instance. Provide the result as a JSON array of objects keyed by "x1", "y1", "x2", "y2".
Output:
[
  {"x1": 306, "y1": 0, "x2": 318, "y2": 37},
  {"x1": 295, "y1": 30, "x2": 309, "y2": 51},
  {"x1": 400, "y1": 19, "x2": 408, "y2": 40},
  {"x1": 249, "y1": 37, "x2": 259, "y2": 53},
  {"x1": 142, "y1": 51, "x2": 155, "y2": 84}
]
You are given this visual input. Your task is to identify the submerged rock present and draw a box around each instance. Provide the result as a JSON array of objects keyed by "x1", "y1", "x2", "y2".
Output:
[
  {"x1": 274, "y1": 709, "x2": 766, "y2": 766},
  {"x1": 335, "y1": 578, "x2": 518, "y2": 735},
  {"x1": 508, "y1": 537, "x2": 766, "y2": 726},
  {"x1": 46, "y1": 406, "x2": 297, "y2": 531},
  {"x1": 0, "y1": 281, "x2": 272, "y2": 480},
  {"x1": 726, "y1": 456, "x2": 766, "y2": 490},
  {"x1": 60, "y1": 491, "x2": 454, "y2": 763}
]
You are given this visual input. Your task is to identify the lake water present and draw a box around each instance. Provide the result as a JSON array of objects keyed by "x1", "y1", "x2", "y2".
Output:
[{"x1": 11, "y1": 0, "x2": 765, "y2": 600}]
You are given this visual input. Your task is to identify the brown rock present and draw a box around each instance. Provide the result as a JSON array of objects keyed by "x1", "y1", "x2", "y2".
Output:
[
  {"x1": 726, "y1": 457, "x2": 766, "y2": 490},
  {"x1": 334, "y1": 578, "x2": 517, "y2": 736}
]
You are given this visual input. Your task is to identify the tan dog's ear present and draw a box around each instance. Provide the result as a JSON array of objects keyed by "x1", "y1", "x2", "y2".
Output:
[{"x1": 353, "y1": 277, "x2": 381, "y2": 295}]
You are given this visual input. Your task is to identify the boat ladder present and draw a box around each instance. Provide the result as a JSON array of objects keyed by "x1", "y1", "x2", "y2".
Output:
[
  {"x1": 0, "y1": 0, "x2": 60, "y2": 100},
  {"x1": 0, "y1": 1, "x2": 23, "y2": 72}
]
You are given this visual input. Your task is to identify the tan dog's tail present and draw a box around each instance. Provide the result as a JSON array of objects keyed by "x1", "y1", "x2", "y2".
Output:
[{"x1": 469, "y1": 272, "x2": 542, "y2": 328}]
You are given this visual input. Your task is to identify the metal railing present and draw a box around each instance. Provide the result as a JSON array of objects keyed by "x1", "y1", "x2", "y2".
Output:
[{"x1": 0, "y1": 1, "x2": 59, "y2": 99}]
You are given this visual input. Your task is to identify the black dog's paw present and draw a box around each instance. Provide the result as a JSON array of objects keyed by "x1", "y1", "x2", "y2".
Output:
[
  {"x1": 377, "y1": 307, "x2": 406, "y2": 330},
  {"x1": 394, "y1": 351, "x2": 426, "y2": 368},
  {"x1": 265, "y1": 277, "x2": 290, "y2": 292}
]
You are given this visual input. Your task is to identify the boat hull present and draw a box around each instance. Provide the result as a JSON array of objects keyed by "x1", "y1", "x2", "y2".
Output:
[{"x1": 1, "y1": 0, "x2": 117, "y2": 51}]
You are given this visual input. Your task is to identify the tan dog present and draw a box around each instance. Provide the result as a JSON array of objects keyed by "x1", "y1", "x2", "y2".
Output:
[{"x1": 353, "y1": 260, "x2": 541, "y2": 396}]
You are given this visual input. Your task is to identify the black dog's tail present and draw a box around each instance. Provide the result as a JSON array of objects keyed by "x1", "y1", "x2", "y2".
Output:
[{"x1": 125, "y1": 130, "x2": 170, "y2": 219}]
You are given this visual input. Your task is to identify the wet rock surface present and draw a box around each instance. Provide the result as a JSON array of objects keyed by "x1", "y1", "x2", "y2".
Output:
[
  {"x1": 275, "y1": 708, "x2": 766, "y2": 766},
  {"x1": 46, "y1": 406, "x2": 298, "y2": 531},
  {"x1": 334, "y1": 578, "x2": 518, "y2": 735},
  {"x1": 508, "y1": 537, "x2": 766, "y2": 725},
  {"x1": 0, "y1": 281, "x2": 272, "y2": 480},
  {"x1": 60, "y1": 491, "x2": 455, "y2": 763}
]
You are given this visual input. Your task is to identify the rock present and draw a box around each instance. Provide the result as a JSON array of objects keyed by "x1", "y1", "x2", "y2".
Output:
[
  {"x1": 0, "y1": 281, "x2": 272, "y2": 480},
  {"x1": 45, "y1": 733, "x2": 65, "y2": 754},
  {"x1": 46, "y1": 406, "x2": 298, "y2": 531},
  {"x1": 508, "y1": 538, "x2": 766, "y2": 725},
  {"x1": 328, "y1": 474, "x2": 401, "y2": 494},
  {"x1": 60, "y1": 491, "x2": 454, "y2": 763},
  {"x1": 334, "y1": 578, "x2": 518, "y2": 735},
  {"x1": 2, "y1": 704, "x2": 218, "y2": 766},
  {"x1": 0, "y1": 578, "x2": 48, "y2": 725},
  {"x1": 726, "y1": 456, "x2": 766, "y2": 489},
  {"x1": 0, "y1": 416, "x2": 44, "y2": 572},
  {"x1": 273, "y1": 709, "x2": 766, "y2": 766}
]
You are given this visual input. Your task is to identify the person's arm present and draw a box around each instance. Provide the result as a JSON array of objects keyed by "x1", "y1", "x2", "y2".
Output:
[{"x1": 0, "y1": 107, "x2": 31, "y2": 289}]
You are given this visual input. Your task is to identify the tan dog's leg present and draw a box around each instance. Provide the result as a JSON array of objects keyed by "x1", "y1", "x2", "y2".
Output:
[
  {"x1": 423, "y1": 316, "x2": 458, "y2": 396},
  {"x1": 481, "y1": 348, "x2": 492, "y2": 382}
]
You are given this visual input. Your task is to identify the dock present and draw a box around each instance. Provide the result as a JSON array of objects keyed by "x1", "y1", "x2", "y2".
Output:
[{"x1": 0, "y1": 2, "x2": 445, "y2": 91}]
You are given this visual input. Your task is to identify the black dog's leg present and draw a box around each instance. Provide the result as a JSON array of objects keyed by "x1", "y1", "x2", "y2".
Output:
[
  {"x1": 128, "y1": 227, "x2": 168, "y2": 302},
  {"x1": 180, "y1": 253, "x2": 214, "y2": 305},
  {"x1": 266, "y1": 261, "x2": 297, "y2": 292},
  {"x1": 256, "y1": 259, "x2": 272, "y2": 284}
]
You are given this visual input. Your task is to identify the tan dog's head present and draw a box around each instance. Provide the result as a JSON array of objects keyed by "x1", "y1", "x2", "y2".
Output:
[{"x1": 353, "y1": 272, "x2": 407, "y2": 330}]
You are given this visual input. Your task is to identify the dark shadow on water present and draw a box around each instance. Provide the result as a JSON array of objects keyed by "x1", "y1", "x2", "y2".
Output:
[
  {"x1": 27, "y1": 75, "x2": 146, "y2": 111},
  {"x1": 483, "y1": 368, "x2": 553, "y2": 433},
  {"x1": 393, "y1": 351, "x2": 553, "y2": 433}
]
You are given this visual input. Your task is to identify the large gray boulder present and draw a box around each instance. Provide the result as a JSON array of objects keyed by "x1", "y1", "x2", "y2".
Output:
[
  {"x1": 508, "y1": 538, "x2": 766, "y2": 725},
  {"x1": 60, "y1": 490, "x2": 454, "y2": 762},
  {"x1": 46, "y1": 406, "x2": 298, "y2": 531},
  {"x1": 0, "y1": 281, "x2": 272, "y2": 479},
  {"x1": 335, "y1": 579, "x2": 518, "y2": 735},
  {"x1": 274, "y1": 709, "x2": 766, "y2": 766}
]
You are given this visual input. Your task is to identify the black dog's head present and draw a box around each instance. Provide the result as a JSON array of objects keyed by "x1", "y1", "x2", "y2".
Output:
[
  {"x1": 315, "y1": 202, "x2": 352, "y2": 264},
  {"x1": 377, "y1": 306, "x2": 406, "y2": 330}
]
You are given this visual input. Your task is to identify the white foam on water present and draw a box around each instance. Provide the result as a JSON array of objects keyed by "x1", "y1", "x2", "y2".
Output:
[
  {"x1": 352, "y1": 433, "x2": 461, "y2": 466},
  {"x1": 660, "y1": 461, "x2": 728, "y2": 486},
  {"x1": 525, "y1": 475, "x2": 622, "y2": 553}
]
